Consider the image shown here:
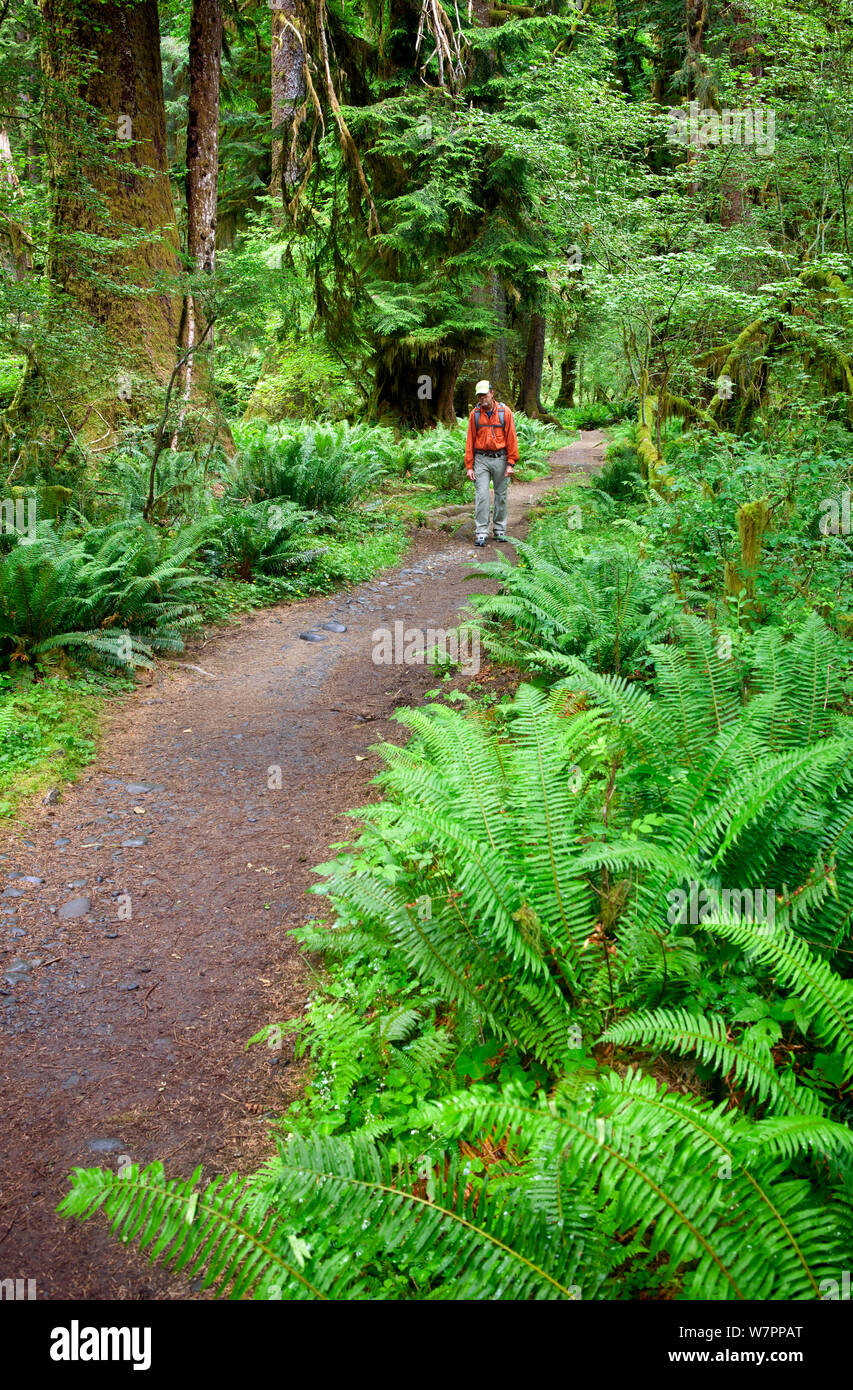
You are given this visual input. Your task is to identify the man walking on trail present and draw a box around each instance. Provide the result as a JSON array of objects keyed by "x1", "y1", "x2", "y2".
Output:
[{"x1": 465, "y1": 380, "x2": 519, "y2": 546}]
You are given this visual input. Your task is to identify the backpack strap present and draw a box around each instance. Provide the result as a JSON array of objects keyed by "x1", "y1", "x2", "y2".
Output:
[{"x1": 474, "y1": 403, "x2": 506, "y2": 433}]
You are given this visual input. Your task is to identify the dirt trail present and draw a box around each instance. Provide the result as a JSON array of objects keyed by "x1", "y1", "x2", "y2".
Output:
[{"x1": 0, "y1": 433, "x2": 605, "y2": 1299}]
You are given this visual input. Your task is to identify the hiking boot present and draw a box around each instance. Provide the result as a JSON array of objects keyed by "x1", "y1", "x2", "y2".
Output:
[
  {"x1": 494, "y1": 533, "x2": 508, "y2": 542},
  {"x1": 474, "y1": 536, "x2": 487, "y2": 547}
]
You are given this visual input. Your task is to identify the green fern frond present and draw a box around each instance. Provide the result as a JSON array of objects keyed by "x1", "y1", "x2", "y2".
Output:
[
  {"x1": 57, "y1": 1163, "x2": 335, "y2": 1299},
  {"x1": 431, "y1": 1074, "x2": 845, "y2": 1298},
  {"x1": 600, "y1": 1009, "x2": 824, "y2": 1116},
  {"x1": 708, "y1": 922, "x2": 853, "y2": 1080}
]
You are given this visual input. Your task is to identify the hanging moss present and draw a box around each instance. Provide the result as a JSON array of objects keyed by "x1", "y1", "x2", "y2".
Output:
[
  {"x1": 724, "y1": 559, "x2": 744, "y2": 600},
  {"x1": 724, "y1": 498, "x2": 772, "y2": 618},
  {"x1": 634, "y1": 396, "x2": 673, "y2": 497},
  {"x1": 738, "y1": 498, "x2": 772, "y2": 585}
]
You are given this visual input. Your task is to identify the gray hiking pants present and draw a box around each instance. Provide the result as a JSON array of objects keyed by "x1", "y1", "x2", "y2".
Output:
[{"x1": 473, "y1": 450, "x2": 509, "y2": 540}]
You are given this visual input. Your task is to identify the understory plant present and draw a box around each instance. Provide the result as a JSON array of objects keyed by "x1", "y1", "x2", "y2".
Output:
[
  {"x1": 0, "y1": 519, "x2": 210, "y2": 670},
  {"x1": 231, "y1": 419, "x2": 389, "y2": 512},
  {"x1": 60, "y1": 605, "x2": 853, "y2": 1299}
]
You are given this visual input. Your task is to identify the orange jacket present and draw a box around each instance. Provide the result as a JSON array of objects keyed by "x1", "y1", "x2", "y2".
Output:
[{"x1": 465, "y1": 401, "x2": 519, "y2": 468}]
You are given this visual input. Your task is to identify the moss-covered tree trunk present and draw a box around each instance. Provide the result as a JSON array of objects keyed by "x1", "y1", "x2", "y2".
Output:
[
  {"x1": 38, "y1": 0, "x2": 213, "y2": 431},
  {"x1": 173, "y1": 0, "x2": 227, "y2": 442},
  {"x1": 517, "y1": 311, "x2": 558, "y2": 421},
  {"x1": 555, "y1": 352, "x2": 576, "y2": 408},
  {"x1": 271, "y1": 0, "x2": 306, "y2": 206}
]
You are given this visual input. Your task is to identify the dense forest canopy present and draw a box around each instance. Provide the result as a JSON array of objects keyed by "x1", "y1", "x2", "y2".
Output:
[{"x1": 2, "y1": 0, "x2": 851, "y2": 449}]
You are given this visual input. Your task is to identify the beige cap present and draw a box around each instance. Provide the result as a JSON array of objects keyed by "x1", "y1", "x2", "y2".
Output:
[{"x1": 475, "y1": 379, "x2": 491, "y2": 396}]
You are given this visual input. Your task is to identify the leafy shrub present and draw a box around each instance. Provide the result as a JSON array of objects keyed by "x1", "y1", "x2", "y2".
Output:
[
  {"x1": 231, "y1": 420, "x2": 387, "y2": 512},
  {"x1": 648, "y1": 427, "x2": 853, "y2": 630},
  {"x1": 0, "y1": 521, "x2": 209, "y2": 669},
  {"x1": 93, "y1": 446, "x2": 218, "y2": 526},
  {"x1": 205, "y1": 501, "x2": 326, "y2": 581},
  {"x1": 242, "y1": 338, "x2": 360, "y2": 423},
  {"x1": 591, "y1": 445, "x2": 646, "y2": 501},
  {"x1": 469, "y1": 536, "x2": 678, "y2": 675},
  {"x1": 398, "y1": 420, "x2": 468, "y2": 491},
  {"x1": 61, "y1": 1072, "x2": 851, "y2": 1300},
  {"x1": 0, "y1": 352, "x2": 25, "y2": 411},
  {"x1": 559, "y1": 400, "x2": 637, "y2": 430}
]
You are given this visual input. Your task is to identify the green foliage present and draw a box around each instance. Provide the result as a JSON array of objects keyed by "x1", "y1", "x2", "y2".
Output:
[
  {"x1": 648, "y1": 427, "x2": 853, "y2": 631},
  {"x1": 242, "y1": 337, "x2": 360, "y2": 425},
  {"x1": 92, "y1": 447, "x2": 218, "y2": 527},
  {"x1": 204, "y1": 500, "x2": 325, "y2": 581},
  {"x1": 57, "y1": 1163, "x2": 315, "y2": 1300},
  {"x1": 558, "y1": 401, "x2": 637, "y2": 431},
  {"x1": 0, "y1": 520, "x2": 209, "y2": 669},
  {"x1": 468, "y1": 536, "x2": 678, "y2": 676},
  {"x1": 231, "y1": 420, "x2": 387, "y2": 513},
  {"x1": 591, "y1": 445, "x2": 646, "y2": 502},
  {"x1": 0, "y1": 668, "x2": 128, "y2": 815},
  {"x1": 60, "y1": 1067, "x2": 852, "y2": 1300},
  {"x1": 397, "y1": 420, "x2": 469, "y2": 493},
  {"x1": 601, "y1": 1008, "x2": 825, "y2": 1118}
]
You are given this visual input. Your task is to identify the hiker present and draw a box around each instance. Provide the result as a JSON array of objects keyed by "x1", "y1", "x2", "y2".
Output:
[{"x1": 465, "y1": 380, "x2": 519, "y2": 546}]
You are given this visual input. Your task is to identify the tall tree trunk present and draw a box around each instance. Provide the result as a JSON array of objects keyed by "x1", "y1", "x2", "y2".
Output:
[
  {"x1": 39, "y1": 0, "x2": 198, "y2": 428},
  {"x1": 509, "y1": 305, "x2": 529, "y2": 403},
  {"x1": 434, "y1": 349, "x2": 465, "y2": 424},
  {"x1": 186, "y1": 0, "x2": 220, "y2": 281},
  {"x1": 174, "y1": 0, "x2": 224, "y2": 441},
  {"x1": 517, "y1": 311, "x2": 558, "y2": 421},
  {"x1": 0, "y1": 129, "x2": 33, "y2": 279},
  {"x1": 555, "y1": 352, "x2": 576, "y2": 408},
  {"x1": 271, "y1": 0, "x2": 306, "y2": 206}
]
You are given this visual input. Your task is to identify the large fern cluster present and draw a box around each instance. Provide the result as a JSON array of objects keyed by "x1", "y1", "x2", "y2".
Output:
[
  {"x1": 468, "y1": 539, "x2": 680, "y2": 675},
  {"x1": 231, "y1": 420, "x2": 387, "y2": 513},
  {"x1": 60, "y1": 606, "x2": 853, "y2": 1297},
  {"x1": 203, "y1": 500, "x2": 327, "y2": 581},
  {"x1": 0, "y1": 519, "x2": 209, "y2": 669},
  {"x1": 60, "y1": 1063, "x2": 853, "y2": 1300}
]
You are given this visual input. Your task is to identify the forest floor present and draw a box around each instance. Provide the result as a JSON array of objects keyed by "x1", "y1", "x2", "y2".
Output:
[{"x1": 0, "y1": 432, "x2": 605, "y2": 1300}]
